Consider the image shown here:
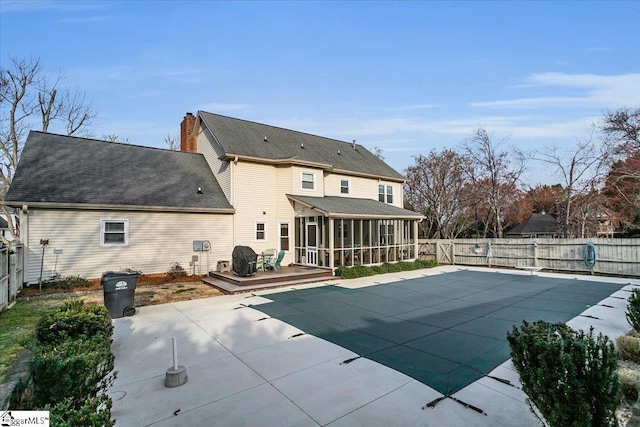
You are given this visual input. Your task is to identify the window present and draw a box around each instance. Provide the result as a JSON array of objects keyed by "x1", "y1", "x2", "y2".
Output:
[
  {"x1": 279, "y1": 223, "x2": 290, "y2": 251},
  {"x1": 255, "y1": 222, "x2": 266, "y2": 241},
  {"x1": 301, "y1": 172, "x2": 315, "y2": 190},
  {"x1": 340, "y1": 179, "x2": 349, "y2": 194},
  {"x1": 378, "y1": 184, "x2": 385, "y2": 202},
  {"x1": 101, "y1": 219, "x2": 128, "y2": 246},
  {"x1": 386, "y1": 185, "x2": 393, "y2": 204}
]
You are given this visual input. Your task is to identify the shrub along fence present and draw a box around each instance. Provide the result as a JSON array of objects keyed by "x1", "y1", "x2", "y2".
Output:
[{"x1": 418, "y1": 238, "x2": 640, "y2": 277}]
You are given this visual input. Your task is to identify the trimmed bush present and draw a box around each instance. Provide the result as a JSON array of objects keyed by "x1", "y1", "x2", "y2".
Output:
[
  {"x1": 617, "y1": 334, "x2": 640, "y2": 363},
  {"x1": 35, "y1": 301, "x2": 113, "y2": 345},
  {"x1": 45, "y1": 395, "x2": 114, "y2": 427},
  {"x1": 507, "y1": 321, "x2": 620, "y2": 427},
  {"x1": 29, "y1": 337, "x2": 116, "y2": 408},
  {"x1": 335, "y1": 259, "x2": 437, "y2": 279},
  {"x1": 627, "y1": 289, "x2": 640, "y2": 331}
]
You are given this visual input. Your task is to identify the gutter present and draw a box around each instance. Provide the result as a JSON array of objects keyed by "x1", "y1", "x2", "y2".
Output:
[{"x1": 4, "y1": 201, "x2": 236, "y2": 214}]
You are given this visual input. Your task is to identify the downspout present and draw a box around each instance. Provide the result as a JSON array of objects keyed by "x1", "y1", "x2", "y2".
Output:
[
  {"x1": 20, "y1": 205, "x2": 29, "y2": 285},
  {"x1": 232, "y1": 157, "x2": 238, "y2": 248}
]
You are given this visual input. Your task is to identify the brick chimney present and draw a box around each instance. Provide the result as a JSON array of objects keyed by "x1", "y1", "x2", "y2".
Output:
[{"x1": 180, "y1": 112, "x2": 197, "y2": 152}]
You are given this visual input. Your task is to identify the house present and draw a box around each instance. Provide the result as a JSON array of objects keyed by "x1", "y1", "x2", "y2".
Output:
[
  {"x1": 5, "y1": 112, "x2": 423, "y2": 284},
  {"x1": 505, "y1": 212, "x2": 559, "y2": 238}
]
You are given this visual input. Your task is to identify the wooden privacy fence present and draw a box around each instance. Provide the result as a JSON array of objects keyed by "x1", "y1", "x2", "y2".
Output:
[
  {"x1": 418, "y1": 238, "x2": 640, "y2": 277},
  {"x1": 0, "y1": 244, "x2": 24, "y2": 311}
]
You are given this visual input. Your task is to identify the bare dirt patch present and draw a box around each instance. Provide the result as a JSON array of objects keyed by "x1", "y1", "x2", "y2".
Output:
[{"x1": 18, "y1": 274, "x2": 224, "y2": 307}]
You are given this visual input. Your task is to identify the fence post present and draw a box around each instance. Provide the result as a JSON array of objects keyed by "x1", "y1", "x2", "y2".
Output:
[
  {"x1": 451, "y1": 240, "x2": 455, "y2": 265},
  {"x1": 533, "y1": 242, "x2": 538, "y2": 268}
]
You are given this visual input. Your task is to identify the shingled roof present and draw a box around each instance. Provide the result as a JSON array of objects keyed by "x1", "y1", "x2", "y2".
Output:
[
  {"x1": 506, "y1": 213, "x2": 558, "y2": 237},
  {"x1": 287, "y1": 194, "x2": 423, "y2": 219},
  {"x1": 198, "y1": 111, "x2": 405, "y2": 181},
  {"x1": 5, "y1": 131, "x2": 234, "y2": 212}
]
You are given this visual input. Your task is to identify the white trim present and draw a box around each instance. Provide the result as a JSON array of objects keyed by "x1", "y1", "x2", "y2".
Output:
[
  {"x1": 340, "y1": 179, "x2": 350, "y2": 195},
  {"x1": 100, "y1": 219, "x2": 129, "y2": 247},
  {"x1": 255, "y1": 221, "x2": 267, "y2": 242},
  {"x1": 301, "y1": 171, "x2": 315, "y2": 191},
  {"x1": 278, "y1": 221, "x2": 290, "y2": 252}
]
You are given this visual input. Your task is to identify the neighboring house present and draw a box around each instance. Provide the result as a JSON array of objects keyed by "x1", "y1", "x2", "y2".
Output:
[
  {"x1": 505, "y1": 212, "x2": 559, "y2": 238},
  {"x1": 0, "y1": 217, "x2": 8, "y2": 241},
  {"x1": 6, "y1": 112, "x2": 423, "y2": 284}
]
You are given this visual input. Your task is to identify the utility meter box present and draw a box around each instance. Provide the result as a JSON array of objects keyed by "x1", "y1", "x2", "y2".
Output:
[{"x1": 193, "y1": 240, "x2": 203, "y2": 251}]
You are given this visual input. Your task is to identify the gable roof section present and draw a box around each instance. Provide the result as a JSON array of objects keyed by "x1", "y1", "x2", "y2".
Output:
[
  {"x1": 287, "y1": 194, "x2": 423, "y2": 219},
  {"x1": 506, "y1": 213, "x2": 558, "y2": 236},
  {"x1": 6, "y1": 131, "x2": 234, "y2": 213},
  {"x1": 198, "y1": 111, "x2": 405, "y2": 181}
]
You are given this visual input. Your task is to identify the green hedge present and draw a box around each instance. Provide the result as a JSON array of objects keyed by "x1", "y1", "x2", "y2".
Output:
[
  {"x1": 30, "y1": 337, "x2": 115, "y2": 408},
  {"x1": 35, "y1": 301, "x2": 113, "y2": 345},
  {"x1": 335, "y1": 259, "x2": 437, "y2": 279},
  {"x1": 15, "y1": 301, "x2": 116, "y2": 426},
  {"x1": 507, "y1": 321, "x2": 619, "y2": 427}
]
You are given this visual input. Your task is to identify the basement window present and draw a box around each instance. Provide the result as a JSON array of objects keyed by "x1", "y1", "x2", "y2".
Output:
[{"x1": 101, "y1": 219, "x2": 129, "y2": 246}]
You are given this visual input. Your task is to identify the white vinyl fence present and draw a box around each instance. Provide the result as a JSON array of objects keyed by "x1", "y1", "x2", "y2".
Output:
[{"x1": 418, "y1": 238, "x2": 640, "y2": 277}]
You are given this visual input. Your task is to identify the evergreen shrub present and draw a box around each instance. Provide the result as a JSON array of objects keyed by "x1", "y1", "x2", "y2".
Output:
[
  {"x1": 507, "y1": 321, "x2": 620, "y2": 427},
  {"x1": 626, "y1": 289, "x2": 640, "y2": 331},
  {"x1": 35, "y1": 302, "x2": 112, "y2": 345}
]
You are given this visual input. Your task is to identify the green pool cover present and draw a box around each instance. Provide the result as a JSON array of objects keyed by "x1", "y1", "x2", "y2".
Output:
[{"x1": 254, "y1": 270, "x2": 627, "y2": 395}]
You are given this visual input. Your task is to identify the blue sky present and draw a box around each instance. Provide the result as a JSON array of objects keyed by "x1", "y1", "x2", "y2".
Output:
[{"x1": 2, "y1": 0, "x2": 639, "y2": 185}]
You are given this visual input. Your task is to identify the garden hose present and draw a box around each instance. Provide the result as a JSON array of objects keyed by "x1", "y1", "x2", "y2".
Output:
[{"x1": 584, "y1": 243, "x2": 597, "y2": 269}]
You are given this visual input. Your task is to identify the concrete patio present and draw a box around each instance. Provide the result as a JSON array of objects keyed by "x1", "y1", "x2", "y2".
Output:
[{"x1": 109, "y1": 266, "x2": 640, "y2": 426}]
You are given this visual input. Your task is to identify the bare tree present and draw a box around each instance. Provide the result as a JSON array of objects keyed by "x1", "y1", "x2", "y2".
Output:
[
  {"x1": 369, "y1": 146, "x2": 385, "y2": 160},
  {"x1": 0, "y1": 56, "x2": 97, "y2": 243},
  {"x1": 101, "y1": 134, "x2": 129, "y2": 144},
  {"x1": 603, "y1": 107, "x2": 640, "y2": 153},
  {"x1": 164, "y1": 134, "x2": 179, "y2": 151},
  {"x1": 405, "y1": 150, "x2": 474, "y2": 238},
  {"x1": 460, "y1": 127, "x2": 526, "y2": 238},
  {"x1": 533, "y1": 129, "x2": 608, "y2": 237},
  {"x1": 601, "y1": 108, "x2": 640, "y2": 235}
]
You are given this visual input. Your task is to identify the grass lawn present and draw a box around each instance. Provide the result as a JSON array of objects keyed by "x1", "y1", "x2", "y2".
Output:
[{"x1": 0, "y1": 296, "x2": 77, "y2": 383}]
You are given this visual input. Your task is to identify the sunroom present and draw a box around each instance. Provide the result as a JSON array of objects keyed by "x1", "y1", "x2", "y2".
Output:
[{"x1": 288, "y1": 195, "x2": 423, "y2": 269}]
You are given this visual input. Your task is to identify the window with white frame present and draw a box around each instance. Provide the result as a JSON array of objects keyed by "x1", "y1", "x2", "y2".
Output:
[
  {"x1": 279, "y1": 222, "x2": 290, "y2": 251},
  {"x1": 378, "y1": 184, "x2": 385, "y2": 202},
  {"x1": 340, "y1": 179, "x2": 350, "y2": 194},
  {"x1": 255, "y1": 221, "x2": 266, "y2": 241},
  {"x1": 386, "y1": 185, "x2": 393, "y2": 204},
  {"x1": 101, "y1": 219, "x2": 129, "y2": 246},
  {"x1": 301, "y1": 172, "x2": 315, "y2": 190}
]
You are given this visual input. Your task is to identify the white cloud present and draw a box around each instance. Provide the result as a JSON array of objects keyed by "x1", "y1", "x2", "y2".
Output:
[
  {"x1": 1, "y1": 0, "x2": 109, "y2": 14},
  {"x1": 472, "y1": 72, "x2": 640, "y2": 109}
]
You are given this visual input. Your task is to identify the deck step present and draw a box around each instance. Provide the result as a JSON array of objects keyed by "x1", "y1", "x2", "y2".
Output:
[{"x1": 202, "y1": 275, "x2": 337, "y2": 294}]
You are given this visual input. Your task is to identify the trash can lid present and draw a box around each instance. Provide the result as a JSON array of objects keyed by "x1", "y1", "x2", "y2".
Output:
[{"x1": 101, "y1": 271, "x2": 140, "y2": 279}]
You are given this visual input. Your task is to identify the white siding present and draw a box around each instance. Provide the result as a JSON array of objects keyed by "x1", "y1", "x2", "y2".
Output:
[
  {"x1": 24, "y1": 209, "x2": 233, "y2": 283},
  {"x1": 290, "y1": 166, "x2": 324, "y2": 196},
  {"x1": 230, "y1": 162, "x2": 297, "y2": 265},
  {"x1": 198, "y1": 126, "x2": 232, "y2": 202},
  {"x1": 324, "y1": 173, "x2": 404, "y2": 207}
]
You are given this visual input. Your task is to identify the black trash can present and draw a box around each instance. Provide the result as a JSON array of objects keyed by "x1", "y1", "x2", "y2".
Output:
[{"x1": 101, "y1": 271, "x2": 139, "y2": 319}]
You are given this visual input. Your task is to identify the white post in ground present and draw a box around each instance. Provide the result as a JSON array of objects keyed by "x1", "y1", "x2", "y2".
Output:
[{"x1": 165, "y1": 336, "x2": 188, "y2": 388}]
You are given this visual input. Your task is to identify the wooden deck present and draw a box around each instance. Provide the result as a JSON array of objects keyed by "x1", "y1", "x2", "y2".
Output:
[{"x1": 203, "y1": 265, "x2": 336, "y2": 294}]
